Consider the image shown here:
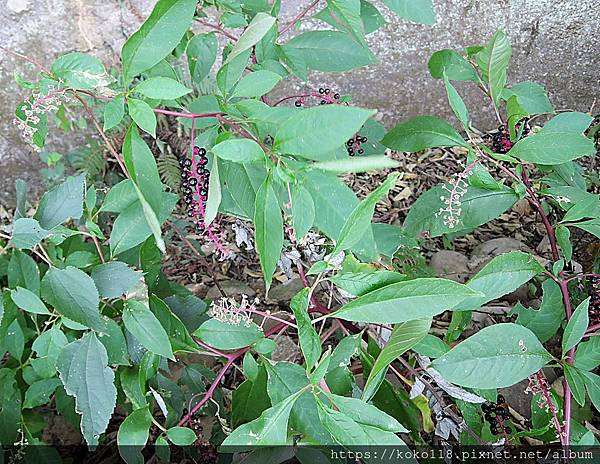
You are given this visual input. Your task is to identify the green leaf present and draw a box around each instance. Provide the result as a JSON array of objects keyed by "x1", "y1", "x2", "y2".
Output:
[
  {"x1": 291, "y1": 185, "x2": 314, "y2": 240},
  {"x1": 575, "y1": 336, "x2": 600, "y2": 371},
  {"x1": 443, "y1": 72, "x2": 469, "y2": 129},
  {"x1": 103, "y1": 95, "x2": 125, "y2": 131},
  {"x1": 541, "y1": 112, "x2": 594, "y2": 133},
  {"x1": 57, "y1": 332, "x2": 117, "y2": 445},
  {"x1": 563, "y1": 298, "x2": 590, "y2": 353},
  {"x1": 304, "y1": 170, "x2": 378, "y2": 260},
  {"x1": 100, "y1": 179, "x2": 137, "y2": 213},
  {"x1": 571, "y1": 218, "x2": 600, "y2": 240},
  {"x1": 413, "y1": 334, "x2": 449, "y2": 358},
  {"x1": 123, "y1": 300, "x2": 174, "y2": 360},
  {"x1": 325, "y1": 0, "x2": 367, "y2": 46},
  {"x1": 254, "y1": 176, "x2": 283, "y2": 292},
  {"x1": 428, "y1": 49, "x2": 478, "y2": 81},
  {"x1": 10, "y1": 218, "x2": 49, "y2": 250},
  {"x1": 331, "y1": 278, "x2": 482, "y2": 323},
  {"x1": 503, "y1": 81, "x2": 553, "y2": 114},
  {"x1": 508, "y1": 131, "x2": 596, "y2": 165},
  {"x1": 275, "y1": 105, "x2": 376, "y2": 159},
  {"x1": 166, "y1": 426, "x2": 196, "y2": 446},
  {"x1": 403, "y1": 184, "x2": 518, "y2": 238},
  {"x1": 0, "y1": 369, "x2": 22, "y2": 443},
  {"x1": 512, "y1": 279, "x2": 564, "y2": 343},
  {"x1": 149, "y1": 295, "x2": 198, "y2": 353},
  {"x1": 97, "y1": 317, "x2": 129, "y2": 366},
  {"x1": 128, "y1": 99, "x2": 157, "y2": 138},
  {"x1": 232, "y1": 366, "x2": 271, "y2": 427},
  {"x1": 310, "y1": 156, "x2": 399, "y2": 173},
  {"x1": 564, "y1": 364, "x2": 587, "y2": 407},
  {"x1": 117, "y1": 407, "x2": 152, "y2": 464},
  {"x1": 280, "y1": 31, "x2": 376, "y2": 73},
  {"x1": 381, "y1": 0, "x2": 435, "y2": 24},
  {"x1": 476, "y1": 30, "x2": 512, "y2": 106},
  {"x1": 555, "y1": 225, "x2": 573, "y2": 261},
  {"x1": 187, "y1": 33, "x2": 218, "y2": 84},
  {"x1": 431, "y1": 323, "x2": 551, "y2": 388},
  {"x1": 232, "y1": 70, "x2": 282, "y2": 98},
  {"x1": 11, "y1": 287, "x2": 50, "y2": 315},
  {"x1": 133, "y1": 77, "x2": 191, "y2": 99},
  {"x1": 8, "y1": 250, "x2": 40, "y2": 294},
  {"x1": 109, "y1": 193, "x2": 177, "y2": 256},
  {"x1": 23, "y1": 378, "x2": 61, "y2": 409},
  {"x1": 212, "y1": 138, "x2": 265, "y2": 163},
  {"x1": 381, "y1": 116, "x2": 467, "y2": 151},
  {"x1": 290, "y1": 288, "x2": 320, "y2": 370},
  {"x1": 221, "y1": 387, "x2": 304, "y2": 448},
  {"x1": 31, "y1": 326, "x2": 68, "y2": 378},
  {"x1": 41, "y1": 266, "x2": 102, "y2": 330},
  {"x1": 194, "y1": 318, "x2": 263, "y2": 350},
  {"x1": 91, "y1": 262, "x2": 142, "y2": 299},
  {"x1": 226, "y1": 13, "x2": 276, "y2": 65},
  {"x1": 582, "y1": 371, "x2": 600, "y2": 413},
  {"x1": 217, "y1": 49, "x2": 251, "y2": 95},
  {"x1": 35, "y1": 173, "x2": 85, "y2": 229},
  {"x1": 327, "y1": 393, "x2": 408, "y2": 432},
  {"x1": 51, "y1": 52, "x2": 113, "y2": 89},
  {"x1": 122, "y1": 0, "x2": 197, "y2": 82},
  {"x1": 333, "y1": 173, "x2": 398, "y2": 254},
  {"x1": 363, "y1": 318, "x2": 431, "y2": 401},
  {"x1": 454, "y1": 251, "x2": 544, "y2": 311}
]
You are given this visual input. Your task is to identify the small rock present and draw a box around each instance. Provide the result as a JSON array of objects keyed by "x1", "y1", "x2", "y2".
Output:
[
  {"x1": 430, "y1": 250, "x2": 470, "y2": 282},
  {"x1": 271, "y1": 335, "x2": 300, "y2": 362},
  {"x1": 205, "y1": 280, "x2": 255, "y2": 300},
  {"x1": 469, "y1": 238, "x2": 532, "y2": 272}
]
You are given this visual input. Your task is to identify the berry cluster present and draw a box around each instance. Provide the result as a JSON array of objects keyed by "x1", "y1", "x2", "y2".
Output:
[
  {"x1": 180, "y1": 146, "x2": 209, "y2": 231},
  {"x1": 589, "y1": 276, "x2": 600, "y2": 323},
  {"x1": 294, "y1": 87, "x2": 340, "y2": 107},
  {"x1": 491, "y1": 119, "x2": 531, "y2": 154},
  {"x1": 491, "y1": 125, "x2": 513, "y2": 154},
  {"x1": 346, "y1": 133, "x2": 368, "y2": 156},
  {"x1": 482, "y1": 394, "x2": 512, "y2": 436}
]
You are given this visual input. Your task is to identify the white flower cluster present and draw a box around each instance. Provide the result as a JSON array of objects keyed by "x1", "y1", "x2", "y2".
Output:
[
  {"x1": 208, "y1": 295, "x2": 261, "y2": 328},
  {"x1": 13, "y1": 86, "x2": 71, "y2": 151},
  {"x1": 435, "y1": 168, "x2": 473, "y2": 229}
]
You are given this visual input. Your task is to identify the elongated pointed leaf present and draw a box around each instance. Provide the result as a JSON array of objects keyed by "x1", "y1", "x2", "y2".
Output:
[
  {"x1": 382, "y1": 116, "x2": 467, "y2": 152},
  {"x1": 476, "y1": 30, "x2": 511, "y2": 106},
  {"x1": 194, "y1": 318, "x2": 263, "y2": 350},
  {"x1": 225, "y1": 13, "x2": 276, "y2": 65},
  {"x1": 123, "y1": 300, "x2": 174, "y2": 360},
  {"x1": 563, "y1": 298, "x2": 590, "y2": 352},
  {"x1": 332, "y1": 278, "x2": 482, "y2": 323},
  {"x1": 431, "y1": 323, "x2": 551, "y2": 388},
  {"x1": 507, "y1": 131, "x2": 596, "y2": 165},
  {"x1": 290, "y1": 289, "x2": 320, "y2": 370},
  {"x1": 363, "y1": 318, "x2": 431, "y2": 401},
  {"x1": 117, "y1": 407, "x2": 152, "y2": 464}
]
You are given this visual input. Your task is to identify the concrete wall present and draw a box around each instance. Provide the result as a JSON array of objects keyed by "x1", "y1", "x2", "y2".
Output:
[{"x1": 1, "y1": 0, "x2": 598, "y2": 205}]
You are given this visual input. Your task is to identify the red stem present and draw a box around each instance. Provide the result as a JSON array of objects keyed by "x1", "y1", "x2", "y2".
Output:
[
  {"x1": 280, "y1": 0, "x2": 321, "y2": 34},
  {"x1": 537, "y1": 372, "x2": 563, "y2": 439},
  {"x1": 564, "y1": 273, "x2": 600, "y2": 284}
]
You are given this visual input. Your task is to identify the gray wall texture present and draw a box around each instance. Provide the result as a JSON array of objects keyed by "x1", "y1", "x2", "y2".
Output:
[{"x1": 1, "y1": 0, "x2": 599, "y2": 205}]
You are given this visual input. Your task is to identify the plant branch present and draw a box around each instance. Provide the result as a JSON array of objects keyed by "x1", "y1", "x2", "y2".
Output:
[
  {"x1": 280, "y1": 0, "x2": 321, "y2": 34},
  {"x1": 195, "y1": 18, "x2": 239, "y2": 41}
]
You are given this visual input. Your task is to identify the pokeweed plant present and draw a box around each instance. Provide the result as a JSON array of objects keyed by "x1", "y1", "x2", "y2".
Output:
[{"x1": 1, "y1": 0, "x2": 599, "y2": 461}]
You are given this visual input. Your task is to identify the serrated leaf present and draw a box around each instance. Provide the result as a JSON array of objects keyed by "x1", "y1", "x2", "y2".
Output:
[
  {"x1": 91, "y1": 262, "x2": 142, "y2": 299},
  {"x1": 10, "y1": 218, "x2": 50, "y2": 250},
  {"x1": 41, "y1": 266, "x2": 102, "y2": 330},
  {"x1": 431, "y1": 323, "x2": 551, "y2": 388},
  {"x1": 11, "y1": 287, "x2": 50, "y2": 315},
  {"x1": 57, "y1": 332, "x2": 117, "y2": 445},
  {"x1": 123, "y1": 300, "x2": 174, "y2": 360},
  {"x1": 332, "y1": 278, "x2": 482, "y2": 323},
  {"x1": 381, "y1": 116, "x2": 467, "y2": 152},
  {"x1": 34, "y1": 173, "x2": 85, "y2": 230}
]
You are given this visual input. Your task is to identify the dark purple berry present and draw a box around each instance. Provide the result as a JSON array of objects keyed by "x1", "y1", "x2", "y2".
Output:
[
  {"x1": 334, "y1": 93, "x2": 340, "y2": 99},
  {"x1": 319, "y1": 88, "x2": 325, "y2": 94},
  {"x1": 295, "y1": 100, "x2": 302, "y2": 107}
]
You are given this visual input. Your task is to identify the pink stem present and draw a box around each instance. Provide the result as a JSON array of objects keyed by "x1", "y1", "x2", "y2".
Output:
[
  {"x1": 559, "y1": 280, "x2": 574, "y2": 446},
  {"x1": 564, "y1": 273, "x2": 600, "y2": 284},
  {"x1": 537, "y1": 372, "x2": 563, "y2": 439},
  {"x1": 154, "y1": 108, "x2": 222, "y2": 119}
]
